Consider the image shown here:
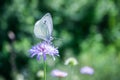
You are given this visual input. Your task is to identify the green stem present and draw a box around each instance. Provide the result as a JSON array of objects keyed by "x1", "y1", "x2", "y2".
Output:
[
  {"x1": 70, "y1": 65, "x2": 73, "y2": 80},
  {"x1": 44, "y1": 60, "x2": 46, "y2": 80},
  {"x1": 58, "y1": 77, "x2": 61, "y2": 80}
]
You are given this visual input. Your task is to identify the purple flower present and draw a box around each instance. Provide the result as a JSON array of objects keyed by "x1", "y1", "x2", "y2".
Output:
[
  {"x1": 29, "y1": 41, "x2": 59, "y2": 60},
  {"x1": 51, "y1": 69, "x2": 68, "y2": 78},
  {"x1": 80, "y1": 66, "x2": 94, "y2": 75}
]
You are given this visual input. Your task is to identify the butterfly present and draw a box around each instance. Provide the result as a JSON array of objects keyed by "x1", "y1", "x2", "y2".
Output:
[{"x1": 34, "y1": 13, "x2": 53, "y2": 42}]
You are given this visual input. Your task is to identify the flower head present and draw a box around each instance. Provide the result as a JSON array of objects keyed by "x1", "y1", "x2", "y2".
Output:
[
  {"x1": 80, "y1": 66, "x2": 94, "y2": 75},
  {"x1": 51, "y1": 69, "x2": 68, "y2": 78},
  {"x1": 36, "y1": 70, "x2": 44, "y2": 78},
  {"x1": 64, "y1": 57, "x2": 78, "y2": 66},
  {"x1": 29, "y1": 41, "x2": 59, "y2": 60},
  {"x1": 16, "y1": 74, "x2": 24, "y2": 80}
]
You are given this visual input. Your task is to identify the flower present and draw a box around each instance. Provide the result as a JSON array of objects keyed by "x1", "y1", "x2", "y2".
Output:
[
  {"x1": 80, "y1": 66, "x2": 94, "y2": 75},
  {"x1": 64, "y1": 57, "x2": 78, "y2": 66},
  {"x1": 29, "y1": 41, "x2": 59, "y2": 60},
  {"x1": 36, "y1": 70, "x2": 44, "y2": 78},
  {"x1": 8, "y1": 31, "x2": 15, "y2": 41},
  {"x1": 51, "y1": 69, "x2": 68, "y2": 78},
  {"x1": 16, "y1": 74, "x2": 24, "y2": 80}
]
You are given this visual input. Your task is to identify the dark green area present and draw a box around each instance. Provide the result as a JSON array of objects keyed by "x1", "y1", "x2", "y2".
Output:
[{"x1": 0, "y1": 0, "x2": 120, "y2": 80}]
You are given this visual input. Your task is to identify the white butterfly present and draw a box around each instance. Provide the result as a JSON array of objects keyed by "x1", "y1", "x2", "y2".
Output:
[{"x1": 34, "y1": 13, "x2": 53, "y2": 42}]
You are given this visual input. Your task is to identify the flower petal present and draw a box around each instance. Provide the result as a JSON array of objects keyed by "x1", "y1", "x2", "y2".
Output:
[{"x1": 43, "y1": 53, "x2": 46, "y2": 61}]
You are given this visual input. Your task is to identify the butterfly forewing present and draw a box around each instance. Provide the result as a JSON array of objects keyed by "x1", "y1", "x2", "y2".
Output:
[
  {"x1": 41, "y1": 13, "x2": 53, "y2": 35},
  {"x1": 34, "y1": 13, "x2": 53, "y2": 41}
]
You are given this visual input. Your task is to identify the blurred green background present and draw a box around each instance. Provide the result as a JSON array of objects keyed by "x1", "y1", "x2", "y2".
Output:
[{"x1": 0, "y1": 0, "x2": 120, "y2": 80}]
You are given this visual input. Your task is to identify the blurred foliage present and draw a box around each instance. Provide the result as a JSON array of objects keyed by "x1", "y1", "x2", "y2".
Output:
[{"x1": 0, "y1": 0, "x2": 120, "y2": 80}]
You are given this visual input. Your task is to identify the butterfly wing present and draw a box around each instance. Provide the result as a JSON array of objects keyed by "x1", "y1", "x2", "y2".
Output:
[{"x1": 34, "y1": 13, "x2": 53, "y2": 41}]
